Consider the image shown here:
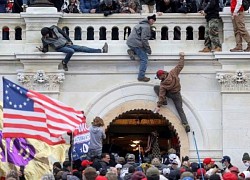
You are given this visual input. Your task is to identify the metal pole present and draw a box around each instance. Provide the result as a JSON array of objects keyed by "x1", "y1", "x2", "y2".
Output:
[{"x1": 192, "y1": 131, "x2": 204, "y2": 180}]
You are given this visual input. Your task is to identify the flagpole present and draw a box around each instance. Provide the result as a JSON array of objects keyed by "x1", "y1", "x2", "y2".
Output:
[
  {"x1": 70, "y1": 131, "x2": 74, "y2": 173},
  {"x1": 4, "y1": 138, "x2": 8, "y2": 162},
  {"x1": 192, "y1": 131, "x2": 204, "y2": 180},
  {"x1": 138, "y1": 144, "x2": 141, "y2": 165}
]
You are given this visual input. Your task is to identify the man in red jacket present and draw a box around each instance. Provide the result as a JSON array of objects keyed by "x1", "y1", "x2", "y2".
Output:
[
  {"x1": 230, "y1": 0, "x2": 250, "y2": 52},
  {"x1": 154, "y1": 52, "x2": 190, "y2": 132}
]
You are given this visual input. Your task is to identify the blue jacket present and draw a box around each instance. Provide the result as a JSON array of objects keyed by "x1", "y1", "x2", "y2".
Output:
[
  {"x1": 0, "y1": 0, "x2": 7, "y2": 13},
  {"x1": 79, "y1": 0, "x2": 100, "y2": 13}
]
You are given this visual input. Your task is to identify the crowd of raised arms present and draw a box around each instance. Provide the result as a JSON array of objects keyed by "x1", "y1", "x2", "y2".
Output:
[
  {"x1": 4, "y1": 150, "x2": 250, "y2": 180},
  {"x1": 0, "y1": 0, "x2": 229, "y2": 14}
]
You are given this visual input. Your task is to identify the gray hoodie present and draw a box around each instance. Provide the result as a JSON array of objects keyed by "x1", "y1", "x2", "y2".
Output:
[
  {"x1": 89, "y1": 125, "x2": 106, "y2": 150},
  {"x1": 126, "y1": 19, "x2": 152, "y2": 53}
]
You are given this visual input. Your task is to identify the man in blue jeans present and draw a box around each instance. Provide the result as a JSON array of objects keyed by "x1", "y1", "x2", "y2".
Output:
[
  {"x1": 126, "y1": 14, "x2": 156, "y2": 82},
  {"x1": 37, "y1": 25, "x2": 108, "y2": 71}
]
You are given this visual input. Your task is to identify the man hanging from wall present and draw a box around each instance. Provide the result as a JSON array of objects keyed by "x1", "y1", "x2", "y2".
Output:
[
  {"x1": 37, "y1": 25, "x2": 108, "y2": 71},
  {"x1": 153, "y1": 52, "x2": 190, "y2": 133}
]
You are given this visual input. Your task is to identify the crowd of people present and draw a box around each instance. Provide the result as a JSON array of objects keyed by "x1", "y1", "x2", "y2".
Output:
[
  {"x1": 5, "y1": 149, "x2": 250, "y2": 180},
  {"x1": 0, "y1": 0, "x2": 227, "y2": 14}
]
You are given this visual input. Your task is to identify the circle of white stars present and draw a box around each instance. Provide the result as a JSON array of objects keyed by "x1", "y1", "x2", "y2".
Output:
[{"x1": 5, "y1": 83, "x2": 30, "y2": 109}]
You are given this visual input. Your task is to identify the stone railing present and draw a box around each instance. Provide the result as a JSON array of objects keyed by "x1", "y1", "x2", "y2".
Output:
[{"x1": 1, "y1": 7, "x2": 248, "y2": 54}]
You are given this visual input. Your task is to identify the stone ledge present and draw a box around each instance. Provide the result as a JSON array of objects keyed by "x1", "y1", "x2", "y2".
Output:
[{"x1": 14, "y1": 52, "x2": 215, "y2": 61}]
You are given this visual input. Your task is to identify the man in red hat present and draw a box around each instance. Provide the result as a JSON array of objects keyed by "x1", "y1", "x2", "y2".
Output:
[{"x1": 153, "y1": 52, "x2": 190, "y2": 132}]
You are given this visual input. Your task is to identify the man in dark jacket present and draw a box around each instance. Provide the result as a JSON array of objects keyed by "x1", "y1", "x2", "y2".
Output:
[
  {"x1": 126, "y1": 14, "x2": 156, "y2": 82},
  {"x1": 0, "y1": 0, "x2": 7, "y2": 13},
  {"x1": 37, "y1": 25, "x2": 108, "y2": 71},
  {"x1": 198, "y1": 0, "x2": 222, "y2": 52},
  {"x1": 98, "y1": 0, "x2": 121, "y2": 16},
  {"x1": 156, "y1": 0, "x2": 180, "y2": 14},
  {"x1": 153, "y1": 52, "x2": 190, "y2": 132}
]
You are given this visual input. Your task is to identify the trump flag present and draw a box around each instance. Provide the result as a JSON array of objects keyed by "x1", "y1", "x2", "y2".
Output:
[{"x1": 2, "y1": 77, "x2": 85, "y2": 145}]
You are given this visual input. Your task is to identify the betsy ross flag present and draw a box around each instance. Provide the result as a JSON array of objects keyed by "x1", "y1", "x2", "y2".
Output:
[{"x1": 2, "y1": 77, "x2": 85, "y2": 145}]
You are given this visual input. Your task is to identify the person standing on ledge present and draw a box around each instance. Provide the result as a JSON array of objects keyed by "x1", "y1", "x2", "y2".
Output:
[
  {"x1": 229, "y1": 0, "x2": 250, "y2": 52},
  {"x1": 198, "y1": 0, "x2": 222, "y2": 53},
  {"x1": 126, "y1": 14, "x2": 156, "y2": 82},
  {"x1": 153, "y1": 52, "x2": 190, "y2": 132},
  {"x1": 37, "y1": 25, "x2": 108, "y2": 71}
]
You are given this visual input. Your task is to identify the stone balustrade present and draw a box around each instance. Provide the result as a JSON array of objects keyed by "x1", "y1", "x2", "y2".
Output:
[{"x1": 1, "y1": 7, "x2": 249, "y2": 54}]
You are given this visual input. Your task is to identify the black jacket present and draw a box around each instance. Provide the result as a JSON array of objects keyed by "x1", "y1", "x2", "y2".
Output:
[{"x1": 201, "y1": 0, "x2": 220, "y2": 21}]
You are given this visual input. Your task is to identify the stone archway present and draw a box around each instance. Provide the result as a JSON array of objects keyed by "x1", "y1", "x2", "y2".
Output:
[
  {"x1": 102, "y1": 100, "x2": 189, "y2": 157},
  {"x1": 85, "y1": 82, "x2": 207, "y2": 158},
  {"x1": 104, "y1": 108, "x2": 182, "y2": 157}
]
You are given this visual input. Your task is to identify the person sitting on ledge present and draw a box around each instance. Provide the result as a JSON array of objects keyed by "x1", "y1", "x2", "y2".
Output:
[{"x1": 37, "y1": 25, "x2": 108, "y2": 71}]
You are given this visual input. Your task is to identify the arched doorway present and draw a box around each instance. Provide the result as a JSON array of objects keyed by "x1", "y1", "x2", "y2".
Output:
[
  {"x1": 85, "y1": 83, "x2": 198, "y2": 157},
  {"x1": 103, "y1": 109, "x2": 181, "y2": 160}
]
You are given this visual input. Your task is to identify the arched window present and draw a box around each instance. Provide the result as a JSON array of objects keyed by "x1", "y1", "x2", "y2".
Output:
[
  {"x1": 124, "y1": 26, "x2": 131, "y2": 40},
  {"x1": 99, "y1": 27, "x2": 106, "y2": 40},
  {"x1": 74, "y1": 27, "x2": 82, "y2": 40},
  {"x1": 15, "y1": 27, "x2": 22, "y2": 40},
  {"x1": 161, "y1": 26, "x2": 168, "y2": 40},
  {"x1": 198, "y1": 26, "x2": 205, "y2": 40},
  {"x1": 112, "y1": 27, "x2": 119, "y2": 40},
  {"x1": 87, "y1": 27, "x2": 94, "y2": 40},
  {"x1": 2, "y1": 27, "x2": 9, "y2": 40},
  {"x1": 186, "y1": 26, "x2": 193, "y2": 40},
  {"x1": 174, "y1": 26, "x2": 181, "y2": 40},
  {"x1": 150, "y1": 26, "x2": 156, "y2": 40},
  {"x1": 62, "y1": 26, "x2": 69, "y2": 36}
]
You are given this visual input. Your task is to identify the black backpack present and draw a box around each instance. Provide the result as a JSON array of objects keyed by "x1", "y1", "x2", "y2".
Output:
[{"x1": 242, "y1": 0, "x2": 250, "y2": 11}]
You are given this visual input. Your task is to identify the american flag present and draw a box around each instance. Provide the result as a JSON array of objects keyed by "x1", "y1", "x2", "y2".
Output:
[{"x1": 2, "y1": 77, "x2": 85, "y2": 145}]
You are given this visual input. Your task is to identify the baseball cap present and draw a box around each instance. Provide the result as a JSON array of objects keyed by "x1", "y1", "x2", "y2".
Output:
[
  {"x1": 197, "y1": 168, "x2": 206, "y2": 176},
  {"x1": 203, "y1": 157, "x2": 215, "y2": 165},
  {"x1": 221, "y1": 156, "x2": 231, "y2": 163},
  {"x1": 81, "y1": 160, "x2": 93, "y2": 167},
  {"x1": 155, "y1": 70, "x2": 165, "y2": 79},
  {"x1": 223, "y1": 172, "x2": 237, "y2": 180},
  {"x1": 229, "y1": 166, "x2": 239, "y2": 174},
  {"x1": 239, "y1": 171, "x2": 250, "y2": 178},
  {"x1": 115, "y1": 164, "x2": 122, "y2": 169}
]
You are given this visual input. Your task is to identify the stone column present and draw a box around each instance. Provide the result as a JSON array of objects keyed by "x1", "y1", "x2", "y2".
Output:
[
  {"x1": 215, "y1": 54, "x2": 250, "y2": 170},
  {"x1": 20, "y1": 7, "x2": 62, "y2": 52}
]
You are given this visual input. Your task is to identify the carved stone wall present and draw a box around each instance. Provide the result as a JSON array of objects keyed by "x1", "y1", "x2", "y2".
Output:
[
  {"x1": 17, "y1": 70, "x2": 65, "y2": 92},
  {"x1": 216, "y1": 70, "x2": 250, "y2": 92}
]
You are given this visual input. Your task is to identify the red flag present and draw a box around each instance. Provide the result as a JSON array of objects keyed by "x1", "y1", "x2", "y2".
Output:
[{"x1": 2, "y1": 77, "x2": 85, "y2": 145}]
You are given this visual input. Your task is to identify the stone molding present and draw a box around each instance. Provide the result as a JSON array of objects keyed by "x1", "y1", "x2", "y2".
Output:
[
  {"x1": 216, "y1": 70, "x2": 250, "y2": 92},
  {"x1": 17, "y1": 70, "x2": 65, "y2": 92}
]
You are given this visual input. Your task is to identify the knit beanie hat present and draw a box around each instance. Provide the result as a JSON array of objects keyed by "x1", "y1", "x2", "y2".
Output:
[
  {"x1": 41, "y1": 27, "x2": 50, "y2": 36},
  {"x1": 147, "y1": 14, "x2": 156, "y2": 21},
  {"x1": 242, "y1": 153, "x2": 250, "y2": 161}
]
